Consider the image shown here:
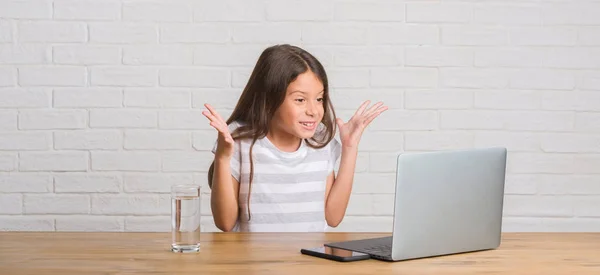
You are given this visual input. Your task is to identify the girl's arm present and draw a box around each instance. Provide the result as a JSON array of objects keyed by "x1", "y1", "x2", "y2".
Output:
[
  {"x1": 324, "y1": 146, "x2": 358, "y2": 227},
  {"x1": 211, "y1": 157, "x2": 240, "y2": 232}
]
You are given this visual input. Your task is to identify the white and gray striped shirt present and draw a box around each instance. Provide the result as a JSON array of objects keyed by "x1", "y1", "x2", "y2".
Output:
[{"x1": 211, "y1": 121, "x2": 341, "y2": 232}]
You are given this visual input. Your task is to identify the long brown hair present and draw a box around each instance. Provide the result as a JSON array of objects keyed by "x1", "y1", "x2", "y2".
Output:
[{"x1": 207, "y1": 44, "x2": 337, "y2": 221}]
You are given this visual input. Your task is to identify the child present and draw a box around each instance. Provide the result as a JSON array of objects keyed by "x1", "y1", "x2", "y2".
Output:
[{"x1": 202, "y1": 44, "x2": 387, "y2": 232}]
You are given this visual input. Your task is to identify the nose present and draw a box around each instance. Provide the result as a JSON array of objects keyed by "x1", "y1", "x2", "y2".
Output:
[{"x1": 306, "y1": 101, "x2": 316, "y2": 116}]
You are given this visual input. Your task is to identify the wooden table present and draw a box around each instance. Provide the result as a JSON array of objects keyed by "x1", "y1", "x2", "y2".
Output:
[{"x1": 0, "y1": 232, "x2": 599, "y2": 274}]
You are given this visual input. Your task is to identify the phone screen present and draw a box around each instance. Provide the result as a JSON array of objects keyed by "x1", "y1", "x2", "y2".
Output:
[{"x1": 307, "y1": 246, "x2": 369, "y2": 257}]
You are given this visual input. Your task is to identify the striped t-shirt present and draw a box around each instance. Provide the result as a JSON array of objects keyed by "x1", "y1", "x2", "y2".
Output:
[{"x1": 211, "y1": 121, "x2": 342, "y2": 232}]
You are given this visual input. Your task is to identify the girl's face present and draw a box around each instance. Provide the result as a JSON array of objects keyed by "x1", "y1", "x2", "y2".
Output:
[{"x1": 271, "y1": 70, "x2": 325, "y2": 141}]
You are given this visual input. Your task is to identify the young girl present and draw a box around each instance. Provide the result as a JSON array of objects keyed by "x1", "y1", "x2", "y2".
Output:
[{"x1": 202, "y1": 44, "x2": 387, "y2": 232}]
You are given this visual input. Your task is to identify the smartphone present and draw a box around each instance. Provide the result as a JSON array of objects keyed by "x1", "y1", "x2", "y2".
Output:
[{"x1": 300, "y1": 246, "x2": 370, "y2": 262}]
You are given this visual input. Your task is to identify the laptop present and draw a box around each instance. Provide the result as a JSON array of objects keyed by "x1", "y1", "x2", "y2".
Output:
[{"x1": 325, "y1": 147, "x2": 508, "y2": 262}]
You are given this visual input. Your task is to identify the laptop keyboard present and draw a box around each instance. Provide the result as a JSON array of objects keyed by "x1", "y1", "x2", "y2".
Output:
[
  {"x1": 325, "y1": 236, "x2": 393, "y2": 259},
  {"x1": 362, "y1": 244, "x2": 392, "y2": 256}
]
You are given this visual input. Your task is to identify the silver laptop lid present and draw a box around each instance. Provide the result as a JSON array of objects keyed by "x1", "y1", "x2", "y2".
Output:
[{"x1": 391, "y1": 147, "x2": 507, "y2": 261}]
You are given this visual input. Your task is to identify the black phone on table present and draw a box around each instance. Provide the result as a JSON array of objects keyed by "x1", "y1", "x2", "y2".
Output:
[{"x1": 300, "y1": 246, "x2": 370, "y2": 262}]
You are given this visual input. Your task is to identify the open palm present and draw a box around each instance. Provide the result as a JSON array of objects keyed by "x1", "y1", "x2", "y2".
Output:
[{"x1": 336, "y1": 100, "x2": 388, "y2": 149}]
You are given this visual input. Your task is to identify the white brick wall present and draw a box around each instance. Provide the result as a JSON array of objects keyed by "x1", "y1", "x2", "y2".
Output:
[{"x1": 0, "y1": 0, "x2": 599, "y2": 233}]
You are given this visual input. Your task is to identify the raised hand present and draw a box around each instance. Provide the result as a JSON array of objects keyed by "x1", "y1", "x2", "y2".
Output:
[
  {"x1": 336, "y1": 100, "x2": 388, "y2": 149},
  {"x1": 202, "y1": 103, "x2": 234, "y2": 160}
]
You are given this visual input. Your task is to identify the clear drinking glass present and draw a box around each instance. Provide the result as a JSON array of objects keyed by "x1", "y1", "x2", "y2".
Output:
[{"x1": 171, "y1": 184, "x2": 201, "y2": 253}]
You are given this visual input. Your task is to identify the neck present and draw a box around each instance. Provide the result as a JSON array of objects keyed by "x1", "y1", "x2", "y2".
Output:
[{"x1": 266, "y1": 127, "x2": 302, "y2": 153}]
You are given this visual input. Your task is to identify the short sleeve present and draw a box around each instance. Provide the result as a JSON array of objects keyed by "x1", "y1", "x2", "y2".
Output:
[
  {"x1": 327, "y1": 137, "x2": 342, "y2": 173},
  {"x1": 210, "y1": 121, "x2": 242, "y2": 182}
]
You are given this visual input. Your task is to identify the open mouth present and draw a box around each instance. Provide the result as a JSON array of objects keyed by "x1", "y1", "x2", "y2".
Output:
[{"x1": 299, "y1": 121, "x2": 316, "y2": 130}]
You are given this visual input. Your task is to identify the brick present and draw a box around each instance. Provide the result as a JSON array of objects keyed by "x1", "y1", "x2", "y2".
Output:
[
  {"x1": 368, "y1": 25, "x2": 439, "y2": 45},
  {"x1": 536, "y1": 175, "x2": 600, "y2": 195},
  {"x1": 474, "y1": 4, "x2": 541, "y2": 25},
  {"x1": 19, "y1": 152, "x2": 88, "y2": 172},
  {"x1": 124, "y1": 173, "x2": 194, "y2": 193},
  {"x1": 542, "y1": 3, "x2": 600, "y2": 25},
  {"x1": 510, "y1": 69, "x2": 576, "y2": 90},
  {"x1": 541, "y1": 134, "x2": 600, "y2": 153},
  {"x1": 371, "y1": 68, "x2": 437, "y2": 88},
  {"x1": 193, "y1": 130, "x2": 217, "y2": 151},
  {"x1": 405, "y1": 89, "x2": 473, "y2": 109},
  {"x1": 231, "y1": 69, "x2": 251, "y2": 88},
  {"x1": 575, "y1": 197, "x2": 600, "y2": 217},
  {"x1": 0, "y1": 20, "x2": 11, "y2": 43},
  {"x1": 301, "y1": 46, "x2": 334, "y2": 67},
  {"x1": 90, "y1": 23, "x2": 157, "y2": 43},
  {"x1": 334, "y1": 1, "x2": 404, "y2": 22},
  {"x1": 329, "y1": 89, "x2": 403, "y2": 110},
  {"x1": 54, "y1": 173, "x2": 121, "y2": 193},
  {"x1": 575, "y1": 155, "x2": 600, "y2": 174},
  {"x1": 159, "y1": 24, "x2": 230, "y2": 43},
  {"x1": 91, "y1": 152, "x2": 160, "y2": 172},
  {"x1": 352, "y1": 173, "x2": 396, "y2": 194},
  {"x1": 0, "y1": 132, "x2": 50, "y2": 150},
  {"x1": 368, "y1": 153, "x2": 400, "y2": 173},
  {"x1": 502, "y1": 217, "x2": 600, "y2": 232},
  {"x1": 19, "y1": 67, "x2": 86, "y2": 87},
  {"x1": 475, "y1": 90, "x2": 540, "y2": 110},
  {"x1": 333, "y1": 46, "x2": 403, "y2": 67},
  {"x1": 542, "y1": 91, "x2": 600, "y2": 111},
  {"x1": 576, "y1": 113, "x2": 600, "y2": 132},
  {"x1": 0, "y1": 216, "x2": 54, "y2": 231},
  {"x1": 194, "y1": 0, "x2": 264, "y2": 22},
  {"x1": 405, "y1": 46, "x2": 472, "y2": 67},
  {"x1": 442, "y1": 26, "x2": 508, "y2": 46},
  {"x1": 0, "y1": 194, "x2": 22, "y2": 214},
  {"x1": 124, "y1": 130, "x2": 190, "y2": 150},
  {"x1": 0, "y1": 44, "x2": 49, "y2": 64},
  {"x1": 346, "y1": 194, "x2": 394, "y2": 216},
  {"x1": 0, "y1": 110, "x2": 16, "y2": 130},
  {"x1": 0, "y1": 153, "x2": 17, "y2": 171},
  {"x1": 507, "y1": 153, "x2": 577, "y2": 174},
  {"x1": 194, "y1": 45, "x2": 263, "y2": 66},
  {"x1": 162, "y1": 152, "x2": 213, "y2": 172},
  {"x1": 329, "y1": 216, "x2": 392, "y2": 232},
  {"x1": 19, "y1": 21, "x2": 86, "y2": 43},
  {"x1": 192, "y1": 89, "x2": 241, "y2": 109},
  {"x1": 53, "y1": 45, "x2": 120, "y2": 65},
  {"x1": 123, "y1": 45, "x2": 193, "y2": 65},
  {"x1": 123, "y1": 1, "x2": 192, "y2": 22},
  {"x1": 579, "y1": 27, "x2": 600, "y2": 46},
  {"x1": 0, "y1": 88, "x2": 50, "y2": 108},
  {"x1": 545, "y1": 48, "x2": 600, "y2": 69},
  {"x1": 54, "y1": 88, "x2": 122, "y2": 108},
  {"x1": 0, "y1": 0, "x2": 51, "y2": 19},
  {"x1": 405, "y1": 131, "x2": 474, "y2": 151},
  {"x1": 54, "y1": 0, "x2": 120, "y2": 20},
  {"x1": 159, "y1": 68, "x2": 228, "y2": 88},
  {"x1": 475, "y1": 48, "x2": 543, "y2": 68},
  {"x1": 0, "y1": 68, "x2": 15, "y2": 87},
  {"x1": 92, "y1": 194, "x2": 170, "y2": 215},
  {"x1": 159, "y1": 110, "x2": 213, "y2": 130},
  {"x1": 328, "y1": 69, "x2": 369, "y2": 88},
  {"x1": 503, "y1": 195, "x2": 573, "y2": 217},
  {"x1": 19, "y1": 110, "x2": 86, "y2": 130},
  {"x1": 440, "y1": 68, "x2": 508, "y2": 89},
  {"x1": 125, "y1": 216, "x2": 170, "y2": 232},
  {"x1": 364, "y1": 110, "x2": 437, "y2": 131},
  {"x1": 441, "y1": 110, "x2": 574, "y2": 131},
  {"x1": 56, "y1": 216, "x2": 124, "y2": 232},
  {"x1": 474, "y1": 131, "x2": 540, "y2": 152},
  {"x1": 356, "y1": 131, "x2": 404, "y2": 152},
  {"x1": 233, "y1": 24, "x2": 301, "y2": 43},
  {"x1": 24, "y1": 194, "x2": 90, "y2": 214},
  {"x1": 302, "y1": 24, "x2": 366, "y2": 45},
  {"x1": 54, "y1": 130, "x2": 122, "y2": 150},
  {"x1": 90, "y1": 67, "x2": 157, "y2": 87},
  {"x1": 510, "y1": 27, "x2": 577, "y2": 46},
  {"x1": 125, "y1": 88, "x2": 191, "y2": 108},
  {"x1": 504, "y1": 174, "x2": 537, "y2": 195},
  {"x1": 406, "y1": 3, "x2": 471, "y2": 23},
  {"x1": 579, "y1": 71, "x2": 600, "y2": 91},
  {"x1": 266, "y1": 0, "x2": 332, "y2": 21},
  {"x1": 90, "y1": 109, "x2": 157, "y2": 128}
]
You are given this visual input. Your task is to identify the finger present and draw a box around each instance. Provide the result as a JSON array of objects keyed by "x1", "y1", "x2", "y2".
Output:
[
  {"x1": 352, "y1": 100, "x2": 370, "y2": 119},
  {"x1": 336, "y1": 118, "x2": 344, "y2": 129},
  {"x1": 362, "y1": 102, "x2": 384, "y2": 117},
  {"x1": 363, "y1": 106, "x2": 388, "y2": 125},
  {"x1": 204, "y1": 103, "x2": 226, "y2": 123}
]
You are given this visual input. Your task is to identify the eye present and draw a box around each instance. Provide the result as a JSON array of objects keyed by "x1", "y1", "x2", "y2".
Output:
[
  {"x1": 295, "y1": 98, "x2": 305, "y2": 103},
  {"x1": 317, "y1": 97, "x2": 324, "y2": 102}
]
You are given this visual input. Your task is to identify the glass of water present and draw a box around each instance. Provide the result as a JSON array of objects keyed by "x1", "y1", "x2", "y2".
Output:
[{"x1": 171, "y1": 184, "x2": 201, "y2": 253}]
